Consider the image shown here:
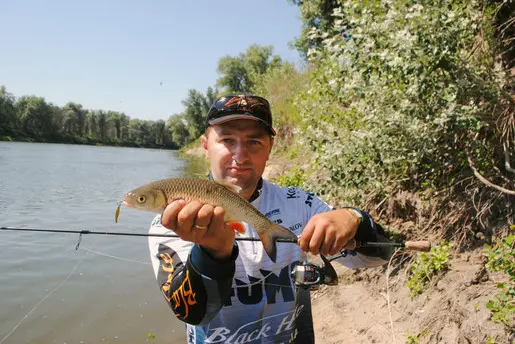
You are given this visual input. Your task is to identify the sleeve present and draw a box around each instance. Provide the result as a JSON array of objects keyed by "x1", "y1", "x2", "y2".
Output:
[
  {"x1": 304, "y1": 192, "x2": 393, "y2": 269},
  {"x1": 337, "y1": 207, "x2": 393, "y2": 268},
  {"x1": 147, "y1": 215, "x2": 238, "y2": 325}
]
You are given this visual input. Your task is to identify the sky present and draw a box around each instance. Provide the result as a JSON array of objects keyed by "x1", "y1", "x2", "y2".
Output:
[{"x1": 0, "y1": 0, "x2": 303, "y2": 121}]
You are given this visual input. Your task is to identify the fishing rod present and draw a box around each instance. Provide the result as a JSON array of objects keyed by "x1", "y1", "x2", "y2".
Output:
[
  {"x1": 0, "y1": 226, "x2": 431, "y2": 250},
  {"x1": 1, "y1": 226, "x2": 432, "y2": 289}
]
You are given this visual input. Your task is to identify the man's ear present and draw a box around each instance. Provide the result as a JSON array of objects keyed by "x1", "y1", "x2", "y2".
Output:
[{"x1": 201, "y1": 134, "x2": 209, "y2": 159}]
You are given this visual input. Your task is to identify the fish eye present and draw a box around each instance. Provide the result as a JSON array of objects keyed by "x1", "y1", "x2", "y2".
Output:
[{"x1": 137, "y1": 196, "x2": 146, "y2": 203}]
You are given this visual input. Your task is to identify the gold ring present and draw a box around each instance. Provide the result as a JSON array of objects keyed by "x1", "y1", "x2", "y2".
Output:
[{"x1": 194, "y1": 224, "x2": 207, "y2": 230}]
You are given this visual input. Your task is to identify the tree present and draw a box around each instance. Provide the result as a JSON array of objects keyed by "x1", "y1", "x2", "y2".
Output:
[
  {"x1": 86, "y1": 111, "x2": 98, "y2": 139},
  {"x1": 167, "y1": 114, "x2": 189, "y2": 147},
  {"x1": 62, "y1": 102, "x2": 86, "y2": 137},
  {"x1": 216, "y1": 44, "x2": 284, "y2": 93},
  {"x1": 0, "y1": 86, "x2": 17, "y2": 136},
  {"x1": 288, "y1": 0, "x2": 341, "y2": 59},
  {"x1": 152, "y1": 120, "x2": 166, "y2": 146},
  {"x1": 96, "y1": 110, "x2": 107, "y2": 141},
  {"x1": 182, "y1": 89, "x2": 211, "y2": 140},
  {"x1": 15, "y1": 96, "x2": 57, "y2": 139},
  {"x1": 107, "y1": 111, "x2": 123, "y2": 140},
  {"x1": 129, "y1": 119, "x2": 153, "y2": 146},
  {"x1": 205, "y1": 86, "x2": 218, "y2": 108}
]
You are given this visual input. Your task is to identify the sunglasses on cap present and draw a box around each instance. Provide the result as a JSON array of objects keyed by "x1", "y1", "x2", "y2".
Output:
[{"x1": 206, "y1": 94, "x2": 276, "y2": 136}]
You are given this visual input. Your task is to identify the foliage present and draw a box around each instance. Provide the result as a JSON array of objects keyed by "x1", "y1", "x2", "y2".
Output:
[
  {"x1": 168, "y1": 114, "x2": 190, "y2": 147},
  {"x1": 288, "y1": 0, "x2": 514, "y2": 244},
  {"x1": 0, "y1": 86, "x2": 179, "y2": 149},
  {"x1": 252, "y1": 63, "x2": 305, "y2": 128},
  {"x1": 167, "y1": 44, "x2": 288, "y2": 147},
  {"x1": 276, "y1": 167, "x2": 307, "y2": 187},
  {"x1": 485, "y1": 337, "x2": 497, "y2": 344},
  {"x1": 181, "y1": 89, "x2": 211, "y2": 139},
  {"x1": 404, "y1": 328, "x2": 429, "y2": 344},
  {"x1": 0, "y1": 86, "x2": 17, "y2": 136},
  {"x1": 287, "y1": 0, "x2": 341, "y2": 59},
  {"x1": 216, "y1": 44, "x2": 285, "y2": 93},
  {"x1": 407, "y1": 241, "x2": 452, "y2": 297},
  {"x1": 483, "y1": 232, "x2": 515, "y2": 327}
]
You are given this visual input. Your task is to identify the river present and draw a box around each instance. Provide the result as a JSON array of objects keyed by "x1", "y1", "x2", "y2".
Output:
[{"x1": 0, "y1": 141, "x2": 206, "y2": 344}]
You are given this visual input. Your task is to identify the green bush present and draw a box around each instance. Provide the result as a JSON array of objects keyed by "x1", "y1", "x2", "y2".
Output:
[
  {"x1": 483, "y1": 232, "x2": 515, "y2": 327},
  {"x1": 276, "y1": 167, "x2": 307, "y2": 188},
  {"x1": 404, "y1": 328, "x2": 429, "y2": 344},
  {"x1": 407, "y1": 241, "x2": 452, "y2": 297},
  {"x1": 294, "y1": 0, "x2": 509, "y2": 212}
]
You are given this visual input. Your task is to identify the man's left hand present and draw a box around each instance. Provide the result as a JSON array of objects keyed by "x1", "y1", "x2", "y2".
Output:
[{"x1": 298, "y1": 209, "x2": 361, "y2": 256}]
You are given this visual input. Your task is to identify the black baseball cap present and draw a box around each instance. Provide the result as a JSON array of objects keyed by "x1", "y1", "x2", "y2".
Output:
[{"x1": 206, "y1": 93, "x2": 276, "y2": 136}]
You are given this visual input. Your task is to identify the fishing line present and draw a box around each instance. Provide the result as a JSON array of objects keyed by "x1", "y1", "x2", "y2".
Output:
[
  {"x1": 0, "y1": 239, "x2": 150, "y2": 265},
  {"x1": 81, "y1": 247, "x2": 151, "y2": 265},
  {"x1": 0, "y1": 250, "x2": 89, "y2": 344}
]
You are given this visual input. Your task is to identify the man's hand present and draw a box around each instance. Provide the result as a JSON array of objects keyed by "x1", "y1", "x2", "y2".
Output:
[
  {"x1": 160, "y1": 200, "x2": 236, "y2": 260},
  {"x1": 298, "y1": 209, "x2": 361, "y2": 256}
]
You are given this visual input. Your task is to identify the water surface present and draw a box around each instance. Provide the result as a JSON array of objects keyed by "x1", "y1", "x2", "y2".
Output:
[{"x1": 0, "y1": 142, "x2": 200, "y2": 344}]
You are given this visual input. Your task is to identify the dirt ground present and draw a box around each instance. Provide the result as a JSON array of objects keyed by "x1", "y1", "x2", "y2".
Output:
[{"x1": 310, "y1": 249, "x2": 513, "y2": 344}]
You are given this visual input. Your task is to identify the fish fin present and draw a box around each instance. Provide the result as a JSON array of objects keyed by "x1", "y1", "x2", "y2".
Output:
[
  {"x1": 259, "y1": 223, "x2": 299, "y2": 263},
  {"x1": 212, "y1": 181, "x2": 242, "y2": 194},
  {"x1": 226, "y1": 221, "x2": 246, "y2": 234}
]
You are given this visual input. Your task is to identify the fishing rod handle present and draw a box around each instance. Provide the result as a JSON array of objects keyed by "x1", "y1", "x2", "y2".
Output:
[
  {"x1": 404, "y1": 240, "x2": 431, "y2": 252},
  {"x1": 342, "y1": 239, "x2": 432, "y2": 252}
]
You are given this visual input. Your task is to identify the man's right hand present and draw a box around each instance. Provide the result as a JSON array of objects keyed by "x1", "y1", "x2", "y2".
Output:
[{"x1": 160, "y1": 200, "x2": 236, "y2": 260}]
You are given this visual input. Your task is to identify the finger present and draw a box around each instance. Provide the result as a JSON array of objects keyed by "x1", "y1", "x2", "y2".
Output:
[
  {"x1": 199, "y1": 206, "x2": 235, "y2": 259},
  {"x1": 177, "y1": 200, "x2": 203, "y2": 233},
  {"x1": 333, "y1": 233, "x2": 351, "y2": 254},
  {"x1": 161, "y1": 200, "x2": 186, "y2": 230},
  {"x1": 329, "y1": 238, "x2": 343, "y2": 256},
  {"x1": 299, "y1": 221, "x2": 315, "y2": 252},
  {"x1": 208, "y1": 206, "x2": 226, "y2": 232},
  {"x1": 195, "y1": 204, "x2": 214, "y2": 230},
  {"x1": 321, "y1": 228, "x2": 336, "y2": 256},
  {"x1": 309, "y1": 227, "x2": 325, "y2": 255}
]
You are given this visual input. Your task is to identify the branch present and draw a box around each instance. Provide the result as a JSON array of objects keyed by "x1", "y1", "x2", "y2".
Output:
[
  {"x1": 504, "y1": 142, "x2": 515, "y2": 175},
  {"x1": 468, "y1": 156, "x2": 515, "y2": 195}
]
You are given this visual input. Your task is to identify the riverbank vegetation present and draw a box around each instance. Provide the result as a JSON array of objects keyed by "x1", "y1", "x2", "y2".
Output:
[
  {"x1": 0, "y1": 87, "x2": 174, "y2": 148},
  {"x1": 280, "y1": 1, "x2": 514, "y2": 339}
]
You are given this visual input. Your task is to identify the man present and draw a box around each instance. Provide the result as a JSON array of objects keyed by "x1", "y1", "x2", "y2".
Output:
[{"x1": 148, "y1": 93, "x2": 392, "y2": 344}]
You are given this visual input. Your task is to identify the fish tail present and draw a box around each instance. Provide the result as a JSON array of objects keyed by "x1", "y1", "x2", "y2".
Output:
[{"x1": 259, "y1": 223, "x2": 298, "y2": 262}]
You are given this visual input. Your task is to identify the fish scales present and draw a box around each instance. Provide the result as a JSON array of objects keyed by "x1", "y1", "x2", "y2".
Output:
[
  {"x1": 120, "y1": 177, "x2": 298, "y2": 262},
  {"x1": 149, "y1": 178, "x2": 269, "y2": 228}
]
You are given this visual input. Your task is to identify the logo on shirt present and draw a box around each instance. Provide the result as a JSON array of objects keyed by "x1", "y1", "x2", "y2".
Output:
[
  {"x1": 203, "y1": 304, "x2": 304, "y2": 344},
  {"x1": 288, "y1": 223, "x2": 302, "y2": 232},
  {"x1": 224, "y1": 264, "x2": 296, "y2": 307},
  {"x1": 305, "y1": 192, "x2": 315, "y2": 207},
  {"x1": 286, "y1": 187, "x2": 299, "y2": 199},
  {"x1": 264, "y1": 208, "x2": 281, "y2": 218}
]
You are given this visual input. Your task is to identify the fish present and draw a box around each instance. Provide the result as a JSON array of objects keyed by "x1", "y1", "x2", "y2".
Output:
[{"x1": 117, "y1": 177, "x2": 298, "y2": 262}]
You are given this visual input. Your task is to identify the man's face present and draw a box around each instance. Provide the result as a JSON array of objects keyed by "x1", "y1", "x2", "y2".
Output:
[{"x1": 202, "y1": 119, "x2": 273, "y2": 196}]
